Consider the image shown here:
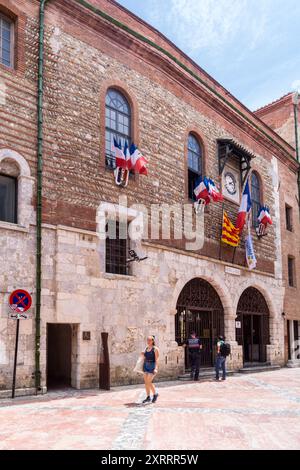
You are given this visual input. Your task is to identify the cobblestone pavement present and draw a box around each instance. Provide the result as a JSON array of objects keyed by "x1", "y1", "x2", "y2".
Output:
[{"x1": 0, "y1": 368, "x2": 300, "y2": 450}]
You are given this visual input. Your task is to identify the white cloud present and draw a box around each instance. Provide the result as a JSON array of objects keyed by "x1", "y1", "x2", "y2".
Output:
[{"x1": 149, "y1": 0, "x2": 270, "y2": 56}]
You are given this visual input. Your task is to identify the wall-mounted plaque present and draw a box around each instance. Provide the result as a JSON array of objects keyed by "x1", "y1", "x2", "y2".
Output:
[
  {"x1": 225, "y1": 266, "x2": 241, "y2": 276},
  {"x1": 82, "y1": 331, "x2": 91, "y2": 341}
]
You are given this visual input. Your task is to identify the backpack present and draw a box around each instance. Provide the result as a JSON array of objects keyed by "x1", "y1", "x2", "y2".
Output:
[{"x1": 220, "y1": 342, "x2": 231, "y2": 357}]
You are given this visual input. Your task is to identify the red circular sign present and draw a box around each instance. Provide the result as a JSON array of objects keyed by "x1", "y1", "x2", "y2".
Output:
[{"x1": 9, "y1": 290, "x2": 32, "y2": 313}]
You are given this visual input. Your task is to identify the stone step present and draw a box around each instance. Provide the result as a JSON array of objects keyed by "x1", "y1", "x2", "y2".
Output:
[
  {"x1": 286, "y1": 360, "x2": 300, "y2": 368},
  {"x1": 178, "y1": 369, "x2": 235, "y2": 381},
  {"x1": 178, "y1": 364, "x2": 281, "y2": 380},
  {"x1": 243, "y1": 362, "x2": 271, "y2": 368},
  {"x1": 238, "y1": 365, "x2": 281, "y2": 374}
]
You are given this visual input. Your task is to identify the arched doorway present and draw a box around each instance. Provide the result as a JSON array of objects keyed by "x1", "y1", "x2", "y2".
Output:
[
  {"x1": 175, "y1": 278, "x2": 224, "y2": 367},
  {"x1": 236, "y1": 287, "x2": 270, "y2": 364}
]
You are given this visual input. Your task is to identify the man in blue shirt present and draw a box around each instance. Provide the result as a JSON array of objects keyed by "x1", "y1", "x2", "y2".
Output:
[{"x1": 186, "y1": 331, "x2": 202, "y2": 381}]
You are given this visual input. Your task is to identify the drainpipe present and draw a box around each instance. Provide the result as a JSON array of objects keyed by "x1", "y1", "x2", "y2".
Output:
[
  {"x1": 292, "y1": 92, "x2": 300, "y2": 214},
  {"x1": 35, "y1": 0, "x2": 48, "y2": 394}
]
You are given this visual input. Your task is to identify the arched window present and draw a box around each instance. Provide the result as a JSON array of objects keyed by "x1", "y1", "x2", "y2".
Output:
[
  {"x1": 187, "y1": 134, "x2": 202, "y2": 200},
  {"x1": 0, "y1": 149, "x2": 34, "y2": 229},
  {"x1": 105, "y1": 88, "x2": 131, "y2": 169},
  {"x1": 0, "y1": 13, "x2": 14, "y2": 68},
  {"x1": 0, "y1": 173, "x2": 17, "y2": 223},
  {"x1": 251, "y1": 172, "x2": 261, "y2": 227}
]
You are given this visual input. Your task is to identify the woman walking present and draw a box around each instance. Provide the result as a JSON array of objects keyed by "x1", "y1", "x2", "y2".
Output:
[{"x1": 142, "y1": 335, "x2": 159, "y2": 404}]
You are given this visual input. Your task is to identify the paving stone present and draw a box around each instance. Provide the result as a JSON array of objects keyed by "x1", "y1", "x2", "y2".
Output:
[{"x1": 0, "y1": 368, "x2": 299, "y2": 450}]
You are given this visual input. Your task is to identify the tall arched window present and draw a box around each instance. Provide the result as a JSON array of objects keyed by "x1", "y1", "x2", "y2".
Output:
[
  {"x1": 0, "y1": 13, "x2": 14, "y2": 68},
  {"x1": 251, "y1": 171, "x2": 261, "y2": 227},
  {"x1": 105, "y1": 88, "x2": 131, "y2": 169},
  {"x1": 188, "y1": 134, "x2": 202, "y2": 200}
]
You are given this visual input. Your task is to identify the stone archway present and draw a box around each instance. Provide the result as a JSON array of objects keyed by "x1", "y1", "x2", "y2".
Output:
[
  {"x1": 175, "y1": 278, "x2": 224, "y2": 367},
  {"x1": 236, "y1": 287, "x2": 270, "y2": 364}
]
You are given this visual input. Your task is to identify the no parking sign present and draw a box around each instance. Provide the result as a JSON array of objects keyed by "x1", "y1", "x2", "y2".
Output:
[{"x1": 9, "y1": 289, "x2": 32, "y2": 319}]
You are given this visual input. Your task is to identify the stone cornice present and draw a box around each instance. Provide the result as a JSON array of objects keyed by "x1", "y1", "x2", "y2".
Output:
[{"x1": 52, "y1": 0, "x2": 298, "y2": 171}]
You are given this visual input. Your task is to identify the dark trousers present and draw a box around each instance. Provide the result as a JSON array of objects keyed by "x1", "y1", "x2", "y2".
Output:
[
  {"x1": 215, "y1": 355, "x2": 226, "y2": 380},
  {"x1": 189, "y1": 352, "x2": 200, "y2": 380}
]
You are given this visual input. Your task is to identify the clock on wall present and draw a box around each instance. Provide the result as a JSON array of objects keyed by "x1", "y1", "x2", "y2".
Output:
[
  {"x1": 222, "y1": 166, "x2": 240, "y2": 204},
  {"x1": 224, "y1": 171, "x2": 237, "y2": 195}
]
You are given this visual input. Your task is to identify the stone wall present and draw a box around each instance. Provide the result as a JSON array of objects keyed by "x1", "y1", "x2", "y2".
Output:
[
  {"x1": 256, "y1": 95, "x2": 300, "y2": 362},
  {"x1": 46, "y1": 224, "x2": 285, "y2": 386},
  {"x1": 0, "y1": 219, "x2": 286, "y2": 391},
  {"x1": 278, "y1": 155, "x2": 300, "y2": 361},
  {"x1": 0, "y1": 225, "x2": 36, "y2": 391}
]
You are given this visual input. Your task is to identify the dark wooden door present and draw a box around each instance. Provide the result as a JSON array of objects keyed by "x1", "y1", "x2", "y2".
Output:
[
  {"x1": 47, "y1": 324, "x2": 72, "y2": 389},
  {"x1": 99, "y1": 332, "x2": 110, "y2": 390}
]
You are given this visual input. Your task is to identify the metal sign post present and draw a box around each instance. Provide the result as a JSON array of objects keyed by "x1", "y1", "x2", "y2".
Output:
[
  {"x1": 12, "y1": 318, "x2": 20, "y2": 399},
  {"x1": 9, "y1": 290, "x2": 32, "y2": 399}
]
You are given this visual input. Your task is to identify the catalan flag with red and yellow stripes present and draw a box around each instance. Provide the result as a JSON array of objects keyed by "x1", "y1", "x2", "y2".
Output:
[{"x1": 221, "y1": 212, "x2": 240, "y2": 247}]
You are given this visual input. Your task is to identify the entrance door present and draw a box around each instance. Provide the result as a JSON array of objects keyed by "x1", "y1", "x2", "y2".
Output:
[
  {"x1": 179, "y1": 309, "x2": 213, "y2": 367},
  {"x1": 236, "y1": 287, "x2": 270, "y2": 365},
  {"x1": 175, "y1": 278, "x2": 224, "y2": 369},
  {"x1": 242, "y1": 314, "x2": 261, "y2": 363},
  {"x1": 197, "y1": 311, "x2": 213, "y2": 367},
  {"x1": 47, "y1": 324, "x2": 72, "y2": 389}
]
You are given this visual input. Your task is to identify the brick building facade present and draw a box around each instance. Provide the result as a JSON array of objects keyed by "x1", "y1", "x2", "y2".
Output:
[
  {"x1": 0, "y1": 0, "x2": 299, "y2": 395},
  {"x1": 255, "y1": 92, "x2": 300, "y2": 148},
  {"x1": 255, "y1": 94, "x2": 300, "y2": 366}
]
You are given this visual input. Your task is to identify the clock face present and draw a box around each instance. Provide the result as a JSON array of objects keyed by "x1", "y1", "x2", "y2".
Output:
[{"x1": 224, "y1": 172, "x2": 237, "y2": 195}]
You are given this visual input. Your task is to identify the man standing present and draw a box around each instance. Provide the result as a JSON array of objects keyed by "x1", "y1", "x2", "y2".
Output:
[
  {"x1": 215, "y1": 335, "x2": 229, "y2": 381},
  {"x1": 186, "y1": 331, "x2": 202, "y2": 381}
]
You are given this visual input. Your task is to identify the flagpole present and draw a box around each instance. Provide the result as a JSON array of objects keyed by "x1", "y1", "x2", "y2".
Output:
[
  {"x1": 219, "y1": 202, "x2": 225, "y2": 260},
  {"x1": 233, "y1": 175, "x2": 251, "y2": 265},
  {"x1": 232, "y1": 215, "x2": 241, "y2": 265},
  {"x1": 231, "y1": 246, "x2": 237, "y2": 264}
]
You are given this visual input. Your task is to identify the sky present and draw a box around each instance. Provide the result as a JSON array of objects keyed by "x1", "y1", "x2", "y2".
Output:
[{"x1": 116, "y1": 0, "x2": 300, "y2": 111}]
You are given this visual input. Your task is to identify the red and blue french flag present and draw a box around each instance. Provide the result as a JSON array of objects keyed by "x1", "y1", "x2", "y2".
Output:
[
  {"x1": 194, "y1": 177, "x2": 211, "y2": 205},
  {"x1": 236, "y1": 179, "x2": 252, "y2": 232},
  {"x1": 124, "y1": 141, "x2": 132, "y2": 170},
  {"x1": 113, "y1": 138, "x2": 127, "y2": 169},
  {"x1": 113, "y1": 140, "x2": 148, "y2": 175},
  {"x1": 207, "y1": 178, "x2": 224, "y2": 203},
  {"x1": 130, "y1": 143, "x2": 148, "y2": 175},
  {"x1": 258, "y1": 206, "x2": 272, "y2": 226}
]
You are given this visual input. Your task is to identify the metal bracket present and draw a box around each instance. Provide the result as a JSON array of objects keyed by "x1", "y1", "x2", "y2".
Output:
[
  {"x1": 127, "y1": 249, "x2": 148, "y2": 264},
  {"x1": 218, "y1": 139, "x2": 253, "y2": 187}
]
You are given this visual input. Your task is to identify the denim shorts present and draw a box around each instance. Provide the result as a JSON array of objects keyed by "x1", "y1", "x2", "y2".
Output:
[{"x1": 143, "y1": 361, "x2": 155, "y2": 374}]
